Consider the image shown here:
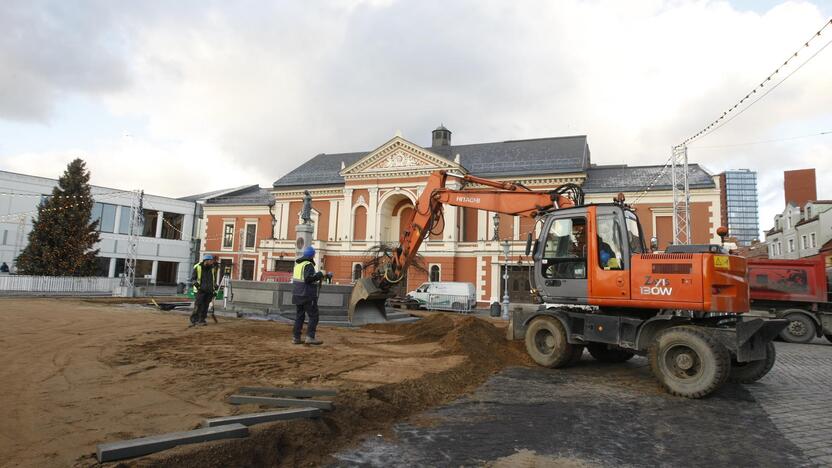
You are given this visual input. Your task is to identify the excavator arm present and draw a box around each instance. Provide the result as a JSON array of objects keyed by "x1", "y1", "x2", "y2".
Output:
[{"x1": 348, "y1": 169, "x2": 581, "y2": 324}]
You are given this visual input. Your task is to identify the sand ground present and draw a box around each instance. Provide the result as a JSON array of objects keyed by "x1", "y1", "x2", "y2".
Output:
[{"x1": 0, "y1": 298, "x2": 527, "y2": 467}]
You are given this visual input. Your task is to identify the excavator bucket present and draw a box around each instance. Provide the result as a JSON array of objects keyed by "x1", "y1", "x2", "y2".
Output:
[{"x1": 348, "y1": 278, "x2": 392, "y2": 325}]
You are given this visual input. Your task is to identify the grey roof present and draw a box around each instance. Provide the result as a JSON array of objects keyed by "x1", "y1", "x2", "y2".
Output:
[
  {"x1": 178, "y1": 185, "x2": 258, "y2": 202},
  {"x1": 274, "y1": 152, "x2": 367, "y2": 187},
  {"x1": 435, "y1": 136, "x2": 589, "y2": 177},
  {"x1": 205, "y1": 186, "x2": 273, "y2": 206},
  {"x1": 273, "y1": 135, "x2": 590, "y2": 187},
  {"x1": 582, "y1": 164, "x2": 714, "y2": 194}
]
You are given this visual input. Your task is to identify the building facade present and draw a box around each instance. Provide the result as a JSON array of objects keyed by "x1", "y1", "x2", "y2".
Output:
[
  {"x1": 200, "y1": 127, "x2": 723, "y2": 305},
  {"x1": 718, "y1": 169, "x2": 759, "y2": 246},
  {"x1": 765, "y1": 200, "x2": 832, "y2": 260},
  {"x1": 0, "y1": 170, "x2": 198, "y2": 284}
]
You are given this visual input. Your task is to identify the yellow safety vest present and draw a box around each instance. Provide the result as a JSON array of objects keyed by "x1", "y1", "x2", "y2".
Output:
[
  {"x1": 293, "y1": 261, "x2": 311, "y2": 282},
  {"x1": 193, "y1": 262, "x2": 217, "y2": 291}
]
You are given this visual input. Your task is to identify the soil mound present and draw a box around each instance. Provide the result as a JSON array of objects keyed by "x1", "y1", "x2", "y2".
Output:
[{"x1": 137, "y1": 313, "x2": 532, "y2": 468}]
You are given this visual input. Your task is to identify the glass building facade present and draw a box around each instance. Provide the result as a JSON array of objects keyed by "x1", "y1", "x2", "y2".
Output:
[{"x1": 724, "y1": 169, "x2": 759, "y2": 246}]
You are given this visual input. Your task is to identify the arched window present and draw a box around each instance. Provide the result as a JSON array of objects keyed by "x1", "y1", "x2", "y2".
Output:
[
  {"x1": 353, "y1": 206, "x2": 367, "y2": 241},
  {"x1": 429, "y1": 265, "x2": 441, "y2": 282},
  {"x1": 352, "y1": 263, "x2": 363, "y2": 281}
]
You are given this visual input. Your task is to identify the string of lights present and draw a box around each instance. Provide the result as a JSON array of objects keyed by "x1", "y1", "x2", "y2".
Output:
[
  {"x1": 689, "y1": 129, "x2": 831, "y2": 149},
  {"x1": 630, "y1": 154, "x2": 674, "y2": 204},
  {"x1": 0, "y1": 192, "x2": 126, "y2": 222},
  {"x1": 678, "y1": 18, "x2": 832, "y2": 148}
]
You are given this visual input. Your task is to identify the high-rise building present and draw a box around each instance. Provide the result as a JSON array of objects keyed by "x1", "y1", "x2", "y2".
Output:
[
  {"x1": 719, "y1": 169, "x2": 759, "y2": 246},
  {"x1": 784, "y1": 168, "x2": 817, "y2": 207}
]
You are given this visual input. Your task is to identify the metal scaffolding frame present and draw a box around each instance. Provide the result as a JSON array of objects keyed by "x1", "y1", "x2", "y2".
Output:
[
  {"x1": 671, "y1": 145, "x2": 691, "y2": 245},
  {"x1": 123, "y1": 190, "x2": 144, "y2": 292}
]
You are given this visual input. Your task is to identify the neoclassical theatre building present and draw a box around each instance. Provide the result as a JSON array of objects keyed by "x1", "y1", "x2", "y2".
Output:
[{"x1": 200, "y1": 126, "x2": 722, "y2": 306}]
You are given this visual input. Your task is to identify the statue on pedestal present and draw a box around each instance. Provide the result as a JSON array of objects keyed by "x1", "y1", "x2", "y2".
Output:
[{"x1": 300, "y1": 190, "x2": 313, "y2": 225}]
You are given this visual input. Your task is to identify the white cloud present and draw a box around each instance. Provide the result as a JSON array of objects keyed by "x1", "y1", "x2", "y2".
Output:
[{"x1": 1, "y1": 0, "x2": 830, "y2": 233}]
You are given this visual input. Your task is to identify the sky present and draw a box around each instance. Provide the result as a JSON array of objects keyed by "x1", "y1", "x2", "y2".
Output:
[{"x1": 1, "y1": 0, "x2": 830, "y2": 237}]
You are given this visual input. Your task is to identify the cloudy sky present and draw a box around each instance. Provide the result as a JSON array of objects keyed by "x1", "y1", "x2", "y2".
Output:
[{"x1": 1, "y1": 0, "x2": 830, "y2": 235}]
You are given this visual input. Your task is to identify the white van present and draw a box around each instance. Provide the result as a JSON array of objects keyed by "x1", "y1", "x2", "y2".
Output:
[{"x1": 407, "y1": 282, "x2": 477, "y2": 312}]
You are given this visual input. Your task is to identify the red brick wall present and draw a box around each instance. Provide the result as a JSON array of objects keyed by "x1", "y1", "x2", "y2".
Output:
[{"x1": 784, "y1": 169, "x2": 816, "y2": 207}]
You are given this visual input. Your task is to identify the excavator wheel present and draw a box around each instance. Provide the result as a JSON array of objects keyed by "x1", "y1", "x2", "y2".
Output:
[
  {"x1": 728, "y1": 341, "x2": 776, "y2": 384},
  {"x1": 648, "y1": 325, "x2": 730, "y2": 399},
  {"x1": 525, "y1": 316, "x2": 576, "y2": 368},
  {"x1": 587, "y1": 343, "x2": 635, "y2": 363}
]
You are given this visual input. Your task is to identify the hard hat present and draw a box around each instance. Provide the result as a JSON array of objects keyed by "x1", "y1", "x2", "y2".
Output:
[
  {"x1": 600, "y1": 250, "x2": 611, "y2": 265},
  {"x1": 302, "y1": 246, "x2": 316, "y2": 258},
  {"x1": 203, "y1": 254, "x2": 214, "y2": 260}
]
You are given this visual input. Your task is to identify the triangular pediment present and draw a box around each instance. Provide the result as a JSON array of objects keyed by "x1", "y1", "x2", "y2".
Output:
[{"x1": 341, "y1": 136, "x2": 463, "y2": 178}]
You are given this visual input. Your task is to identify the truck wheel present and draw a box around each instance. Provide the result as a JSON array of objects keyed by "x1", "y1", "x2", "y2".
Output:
[
  {"x1": 525, "y1": 316, "x2": 575, "y2": 368},
  {"x1": 826, "y1": 334, "x2": 832, "y2": 344},
  {"x1": 728, "y1": 342, "x2": 776, "y2": 384},
  {"x1": 648, "y1": 326, "x2": 730, "y2": 399},
  {"x1": 587, "y1": 343, "x2": 635, "y2": 363},
  {"x1": 779, "y1": 313, "x2": 816, "y2": 344}
]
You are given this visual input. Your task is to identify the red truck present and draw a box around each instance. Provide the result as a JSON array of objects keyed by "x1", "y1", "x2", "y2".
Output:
[{"x1": 747, "y1": 257, "x2": 832, "y2": 344}]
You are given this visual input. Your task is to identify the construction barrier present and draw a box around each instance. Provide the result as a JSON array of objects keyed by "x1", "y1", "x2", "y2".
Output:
[
  {"x1": 426, "y1": 294, "x2": 474, "y2": 313},
  {"x1": 0, "y1": 275, "x2": 121, "y2": 295}
]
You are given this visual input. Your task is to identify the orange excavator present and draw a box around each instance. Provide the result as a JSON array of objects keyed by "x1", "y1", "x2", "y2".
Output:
[{"x1": 348, "y1": 170, "x2": 786, "y2": 398}]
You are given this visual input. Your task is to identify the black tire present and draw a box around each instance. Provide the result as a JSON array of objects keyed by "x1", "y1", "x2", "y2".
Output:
[
  {"x1": 524, "y1": 316, "x2": 575, "y2": 368},
  {"x1": 587, "y1": 343, "x2": 635, "y2": 363},
  {"x1": 648, "y1": 326, "x2": 730, "y2": 399},
  {"x1": 729, "y1": 341, "x2": 776, "y2": 384},
  {"x1": 826, "y1": 334, "x2": 832, "y2": 344},
  {"x1": 779, "y1": 312, "x2": 816, "y2": 344}
]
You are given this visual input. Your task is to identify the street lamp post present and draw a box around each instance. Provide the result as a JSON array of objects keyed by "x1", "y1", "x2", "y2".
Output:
[{"x1": 501, "y1": 240, "x2": 510, "y2": 320}]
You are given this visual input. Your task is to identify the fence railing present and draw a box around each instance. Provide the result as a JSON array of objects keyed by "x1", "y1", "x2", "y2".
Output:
[
  {"x1": 0, "y1": 275, "x2": 122, "y2": 295},
  {"x1": 426, "y1": 294, "x2": 474, "y2": 313}
]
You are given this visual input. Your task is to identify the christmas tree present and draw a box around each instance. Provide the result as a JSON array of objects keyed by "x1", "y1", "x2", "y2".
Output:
[{"x1": 16, "y1": 159, "x2": 101, "y2": 276}]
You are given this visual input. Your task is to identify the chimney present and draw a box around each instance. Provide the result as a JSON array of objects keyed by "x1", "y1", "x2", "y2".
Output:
[
  {"x1": 431, "y1": 124, "x2": 452, "y2": 147},
  {"x1": 784, "y1": 168, "x2": 816, "y2": 207}
]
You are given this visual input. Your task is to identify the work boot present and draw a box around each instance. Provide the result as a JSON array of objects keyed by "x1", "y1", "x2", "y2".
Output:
[
  {"x1": 291, "y1": 337, "x2": 302, "y2": 345},
  {"x1": 305, "y1": 336, "x2": 323, "y2": 346}
]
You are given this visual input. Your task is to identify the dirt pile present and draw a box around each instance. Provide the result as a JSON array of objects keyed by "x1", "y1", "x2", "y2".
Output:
[{"x1": 135, "y1": 314, "x2": 532, "y2": 468}]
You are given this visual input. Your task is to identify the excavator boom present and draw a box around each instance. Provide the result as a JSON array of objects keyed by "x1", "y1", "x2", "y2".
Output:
[{"x1": 348, "y1": 170, "x2": 579, "y2": 324}]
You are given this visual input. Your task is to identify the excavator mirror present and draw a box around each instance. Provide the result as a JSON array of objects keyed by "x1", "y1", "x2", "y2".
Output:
[
  {"x1": 525, "y1": 233, "x2": 533, "y2": 256},
  {"x1": 650, "y1": 237, "x2": 659, "y2": 252}
]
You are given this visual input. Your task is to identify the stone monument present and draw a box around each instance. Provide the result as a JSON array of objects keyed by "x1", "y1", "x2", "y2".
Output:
[{"x1": 295, "y1": 190, "x2": 314, "y2": 258}]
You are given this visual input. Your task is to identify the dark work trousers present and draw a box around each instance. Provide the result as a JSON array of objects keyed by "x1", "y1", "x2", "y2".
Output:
[
  {"x1": 293, "y1": 300, "x2": 319, "y2": 339},
  {"x1": 190, "y1": 290, "x2": 213, "y2": 324}
]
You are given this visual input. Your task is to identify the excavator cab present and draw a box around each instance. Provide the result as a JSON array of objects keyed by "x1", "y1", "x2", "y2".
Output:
[{"x1": 532, "y1": 204, "x2": 644, "y2": 305}]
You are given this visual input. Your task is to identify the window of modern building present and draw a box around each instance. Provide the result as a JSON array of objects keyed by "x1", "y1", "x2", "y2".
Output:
[
  {"x1": 222, "y1": 223, "x2": 234, "y2": 249},
  {"x1": 142, "y1": 210, "x2": 158, "y2": 237},
  {"x1": 118, "y1": 206, "x2": 131, "y2": 234},
  {"x1": 91, "y1": 202, "x2": 117, "y2": 233},
  {"x1": 95, "y1": 257, "x2": 111, "y2": 277},
  {"x1": 161, "y1": 213, "x2": 184, "y2": 240}
]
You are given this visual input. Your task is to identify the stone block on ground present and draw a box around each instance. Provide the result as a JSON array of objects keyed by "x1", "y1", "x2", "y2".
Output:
[
  {"x1": 238, "y1": 386, "x2": 338, "y2": 398},
  {"x1": 203, "y1": 407, "x2": 321, "y2": 427},
  {"x1": 228, "y1": 394, "x2": 334, "y2": 410},
  {"x1": 96, "y1": 423, "x2": 248, "y2": 462}
]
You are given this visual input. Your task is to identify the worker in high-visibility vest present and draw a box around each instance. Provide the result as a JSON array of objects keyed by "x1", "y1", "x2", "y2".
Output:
[
  {"x1": 292, "y1": 245, "x2": 325, "y2": 345},
  {"x1": 189, "y1": 254, "x2": 218, "y2": 327}
]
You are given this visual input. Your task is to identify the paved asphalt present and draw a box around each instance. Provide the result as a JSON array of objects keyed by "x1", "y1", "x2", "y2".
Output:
[{"x1": 334, "y1": 339, "x2": 832, "y2": 467}]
